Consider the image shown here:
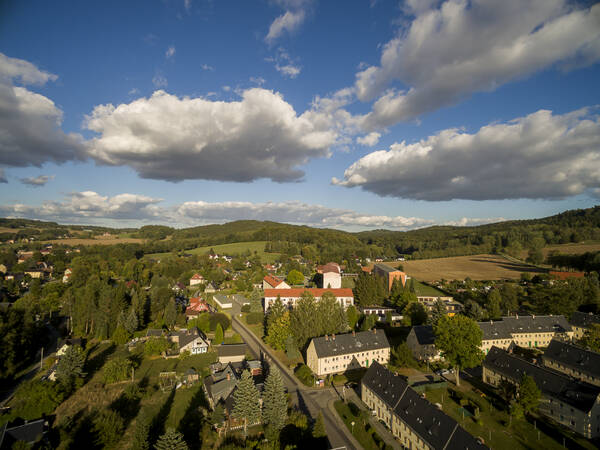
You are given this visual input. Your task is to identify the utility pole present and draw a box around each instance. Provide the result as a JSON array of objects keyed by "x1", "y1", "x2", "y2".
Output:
[{"x1": 40, "y1": 347, "x2": 44, "y2": 370}]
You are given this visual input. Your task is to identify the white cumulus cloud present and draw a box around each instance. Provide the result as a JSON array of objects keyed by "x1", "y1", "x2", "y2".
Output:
[
  {"x1": 333, "y1": 107, "x2": 600, "y2": 201},
  {"x1": 266, "y1": 10, "x2": 306, "y2": 44},
  {"x1": 355, "y1": 0, "x2": 600, "y2": 128},
  {"x1": 357, "y1": 132, "x2": 381, "y2": 147},
  {"x1": 84, "y1": 88, "x2": 336, "y2": 182},
  {"x1": 0, "y1": 54, "x2": 85, "y2": 168}
]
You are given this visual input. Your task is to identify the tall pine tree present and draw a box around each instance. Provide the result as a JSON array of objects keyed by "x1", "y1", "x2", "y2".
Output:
[
  {"x1": 232, "y1": 370, "x2": 261, "y2": 435},
  {"x1": 262, "y1": 366, "x2": 287, "y2": 442}
]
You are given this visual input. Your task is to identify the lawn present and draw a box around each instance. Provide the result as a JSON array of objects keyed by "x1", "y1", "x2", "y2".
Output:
[
  {"x1": 424, "y1": 386, "x2": 596, "y2": 450},
  {"x1": 146, "y1": 240, "x2": 281, "y2": 263},
  {"x1": 410, "y1": 279, "x2": 447, "y2": 296},
  {"x1": 334, "y1": 400, "x2": 392, "y2": 450}
]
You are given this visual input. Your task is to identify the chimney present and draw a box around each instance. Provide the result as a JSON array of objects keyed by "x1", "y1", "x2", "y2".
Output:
[
  {"x1": 352, "y1": 330, "x2": 356, "y2": 337},
  {"x1": 325, "y1": 334, "x2": 329, "y2": 341},
  {"x1": 332, "y1": 334, "x2": 335, "y2": 341}
]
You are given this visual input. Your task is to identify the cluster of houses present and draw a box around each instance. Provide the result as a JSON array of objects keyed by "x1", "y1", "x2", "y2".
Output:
[{"x1": 144, "y1": 327, "x2": 211, "y2": 356}]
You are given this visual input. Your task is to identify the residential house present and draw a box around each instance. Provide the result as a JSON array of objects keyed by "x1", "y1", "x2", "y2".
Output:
[
  {"x1": 406, "y1": 325, "x2": 442, "y2": 362},
  {"x1": 542, "y1": 339, "x2": 600, "y2": 387},
  {"x1": 306, "y1": 329, "x2": 390, "y2": 377},
  {"x1": 189, "y1": 273, "x2": 206, "y2": 286},
  {"x1": 56, "y1": 338, "x2": 83, "y2": 357},
  {"x1": 483, "y1": 346, "x2": 600, "y2": 439},
  {"x1": 62, "y1": 268, "x2": 72, "y2": 283},
  {"x1": 24, "y1": 269, "x2": 46, "y2": 280},
  {"x1": 360, "y1": 306, "x2": 403, "y2": 323},
  {"x1": 362, "y1": 361, "x2": 487, "y2": 450},
  {"x1": 262, "y1": 275, "x2": 290, "y2": 290},
  {"x1": 217, "y1": 344, "x2": 247, "y2": 364},
  {"x1": 478, "y1": 315, "x2": 573, "y2": 354},
  {"x1": 263, "y1": 288, "x2": 354, "y2": 313},
  {"x1": 372, "y1": 263, "x2": 407, "y2": 292},
  {"x1": 569, "y1": 311, "x2": 600, "y2": 340},
  {"x1": 0, "y1": 419, "x2": 47, "y2": 448},
  {"x1": 417, "y1": 296, "x2": 462, "y2": 316},
  {"x1": 316, "y1": 263, "x2": 342, "y2": 289},
  {"x1": 213, "y1": 294, "x2": 232, "y2": 309},
  {"x1": 204, "y1": 282, "x2": 217, "y2": 294},
  {"x1": 168, "y1": 327, "x2": 210, "y2": 355}
]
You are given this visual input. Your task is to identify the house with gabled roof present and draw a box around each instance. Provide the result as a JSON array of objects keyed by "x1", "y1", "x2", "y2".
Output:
[
  {"x1": 306, "y1": 329, "x2": 390, "y2": 377},
  {"x1": 483, "y1": 346, "x2": 600, "y2": 438},
  {"x1": 0, "y1": 419, "x2": 47, "y2": 448},
  {"x1": 189, "y1": 273, "x2": 206, "y2": 286},
  {"x1": 316, "y1": 262, "x2": 342, "y2": 288},
  {"x1": 406, "y1": 325, "x2": 441, "y2": 362},
  {"x1": 168, "y1": 327, "x2": 210, "y2": 355},
  {"x1": 262, "y1": 274, "x2": 290, "y2": 290},
  {"x1": 362, "y1": 361, "x2": 487, "y2": 449}
]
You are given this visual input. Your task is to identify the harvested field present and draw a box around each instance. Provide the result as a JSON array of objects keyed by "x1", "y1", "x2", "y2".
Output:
[
  {"x1": 41, "y1": 237, "x2": 145, "y2": 246},
  {"x1": 519, "y1": 241, "x2": 600, "y2": 259},
  {"x1": 400, "y1": 254, "x2": 543, "y2": 282}
]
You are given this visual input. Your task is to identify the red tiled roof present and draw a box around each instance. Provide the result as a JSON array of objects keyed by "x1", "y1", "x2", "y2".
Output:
[
  {"x1": 191, "y1": 273, "x2": 204, "y2": 280},
  {"x1": 264, "y1": 288, "x2": 354, "y2": 298},
  {"x1": 263, "y1": 275, "x2": 284, "y2": 288},
  {"x1": 549, "y1": 271, "x2": 585, "y2": 280},
  {"x1": 317, "y1": 263, "x2": 341, "y2": 274}
]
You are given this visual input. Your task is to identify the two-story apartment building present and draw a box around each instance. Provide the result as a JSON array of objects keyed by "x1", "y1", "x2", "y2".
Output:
[
  {"x1": 542, "y1": 339, "x2": 600, "y2": 387},
  {"x1": 306, "y1": 329, "x2": 390, "y2": 377},
  {"x1": 263, "y1": 288, "x2": 354, "y2": 313},
  {"x1": 478, "y1": 315, "x2": 573, "y2": 354},
  {"x1": 569, "y1": 311, "x2": 600, "y2": 340},
  {"x1": 362, "y1": 361, "x2": 488, "y2": 449},
  {"x1": 483, "y1": 346, "x2": 600, "y2": 439}
]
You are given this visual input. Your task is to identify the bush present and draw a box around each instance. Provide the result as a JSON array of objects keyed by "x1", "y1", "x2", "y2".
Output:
[
  {"x1": 246, "y1": 312, "x2": 264, "y2": 325},
  {"x1": 144, "y1": 337, "x2": 171, "y2": 356},
  {"x1": 103, "y1": 357, "x2": 133, "y2": 384},
  {"x1": 9, "y1": 380, "x2": 64, "y2": 420},
  {"x1": 208, "y1": 313, "x2": 230, "y2": 331},
  {"x1": 93, "y1": 409, "x2": 124, "y2": 448},
  {"x1": 241, "y1": 304, "x2": 251, "y2": 313}
]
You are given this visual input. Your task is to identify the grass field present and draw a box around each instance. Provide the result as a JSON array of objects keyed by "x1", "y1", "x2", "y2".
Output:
[
  {"x1": 399, "y1": 254, "x2": 543, "y2": 281},
  {"x1": 411, "y1": 279, "x2": 447, "y2": 296},
  {"x1": 147, "y1": 240, "x2": 281, "y2": 263}
]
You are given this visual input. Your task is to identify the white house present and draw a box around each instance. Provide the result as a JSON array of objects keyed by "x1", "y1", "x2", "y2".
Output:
[
  {"x1": 263, "y1": 288, "x2": 354, "y2": 313},
  {"x1": 190, "y1": 273, "x2": 206, "y2": 286}
]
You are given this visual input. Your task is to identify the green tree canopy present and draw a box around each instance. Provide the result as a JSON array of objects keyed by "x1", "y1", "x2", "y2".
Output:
[
  {"x1": 214, "y1": 323, "x2": 224, "y2": 345},
  {"x1": 286, "y1": 269, "x2": 304, "y2": 285},
  {"x1": 55, "y1": 345, "x2": 86, "y2": 390},
  {"x1": 154, "y1": 428, "x2": 188, "y2": 450},
  {"x1": 518, "y1": 374, "x2": 541, "y2": 415},
  {"x1": 232, "y1": 370, "x2": 261, "y2": 435},
  {"x1": 434, "y1": 315, "x2": 483, "y2": 386},
  {"x1": 262, "y1": 366, "x2": 287, "y2": 441},
  {"x1": 580, "y1": 323, "x2": 600, "y2": 352}
]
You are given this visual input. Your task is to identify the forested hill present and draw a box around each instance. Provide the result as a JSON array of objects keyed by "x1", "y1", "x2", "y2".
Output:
[
  {"x1": 1, "y1": 206, "x2": 599, "y2": 261},
  {"x1": 356, "y1": 206, "x2": 600, "y2": 259}
]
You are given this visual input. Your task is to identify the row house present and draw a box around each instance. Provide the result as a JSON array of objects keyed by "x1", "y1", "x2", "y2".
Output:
[
  {"x1": 542, "y1": 339, "x2": 600, "y2": 387},
  {"x1": 306, "y1": 329, "x2": 390, "y2": 377},
  {"x1": 478, "y1": 315, "x2": 573, "y2": 354},
  {"x1": 483, "y1": 346, "x2": 600, "y2": 439},
  {"x1": 569, "y1": 311, "x2": 600, "y2": 340},
  {"x1": 362, "y1": 361, "x2": 488, "y2": 449},
  {"x1": 263, "y1": 288, "x2": 354, "y2": 313}
]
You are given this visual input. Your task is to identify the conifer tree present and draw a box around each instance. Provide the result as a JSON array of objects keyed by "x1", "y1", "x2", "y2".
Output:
[
  {"x1": 312, "y1": 412, "x2": 326, "y2": 438},
  {"x1": 154, "y1": 428, "x2": 188, "y2": 450},
  {"x1": 164, "y1": 298, "x2": 177, "y2": 328},
  {"x1": 250, "y1": 288, "x2": 263, "y2": 314},
  {"x1": 55, "y1": 345, "x2": 86, "y2": 390},
  {"x1": 214, "y1": 323, "x2": 224, "y2": 345},
  {"x1": 232, "y1": 370, "x2": 261, "y2": 435},
  {"x1": 124, "y1": 307, "x2": 138, "y2": 335},
  {"x1": 262, "y1": 366, "x2": 287, "y2": 441}
]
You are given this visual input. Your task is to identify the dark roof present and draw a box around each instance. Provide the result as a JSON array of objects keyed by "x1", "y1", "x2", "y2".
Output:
[
  {"x1": 542, "y1": 339, "x2": 600, "y2": 380},
  {"x1": 478, "y1": 315, "x2": 572, "y2": 341},
  {"x1": 362, "y1": 362, "x2": 487, "y2": 450},
  {"x1": 411, "y1": 325, "x2": 435, "y2": 346},
  {"x1": 311, "y1": 330, "x2": 389, "y2": 358},
  {"x1": 217, "y1": 344, "x2": 247, "y2": 357},
  {"x1": 0, "y1": 419, "x2": 45, "y2": 446},
  {"x1": 373, "y1": 263, "x2": 402, "y2": 274},
  {"x1": 570, "y1": 311, "x2": 600, "y2": 328},
  {"x1": 484, "y1": 346, "x2": 600, "y2": 412},
  {"x1": 146, "y1": 329, "x2": 164, "y2": 337},
  {"x1": 204, "y1": 363, "x2": 239, "y2": 404},
  {"x1": 171, "y1": 328, "x2": 204, "y2": 349}
]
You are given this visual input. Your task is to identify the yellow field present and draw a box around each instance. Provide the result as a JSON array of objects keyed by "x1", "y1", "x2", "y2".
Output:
[
  {"x1": 518, "y1": 241, "x2": 600, "y2": 259},
  {"x1": 400, "y1": 254, "x2": 543, "y2": 282}
]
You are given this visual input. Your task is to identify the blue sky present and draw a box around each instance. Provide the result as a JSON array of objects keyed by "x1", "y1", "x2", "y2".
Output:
[{"x1": 0, "y1": 0, "x2": 599, "y2": 230}]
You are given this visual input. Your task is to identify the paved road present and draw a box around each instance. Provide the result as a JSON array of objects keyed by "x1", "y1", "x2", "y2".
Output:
[{"x1": 232, "y1": 315, "x2": 360, "y2": 450}]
